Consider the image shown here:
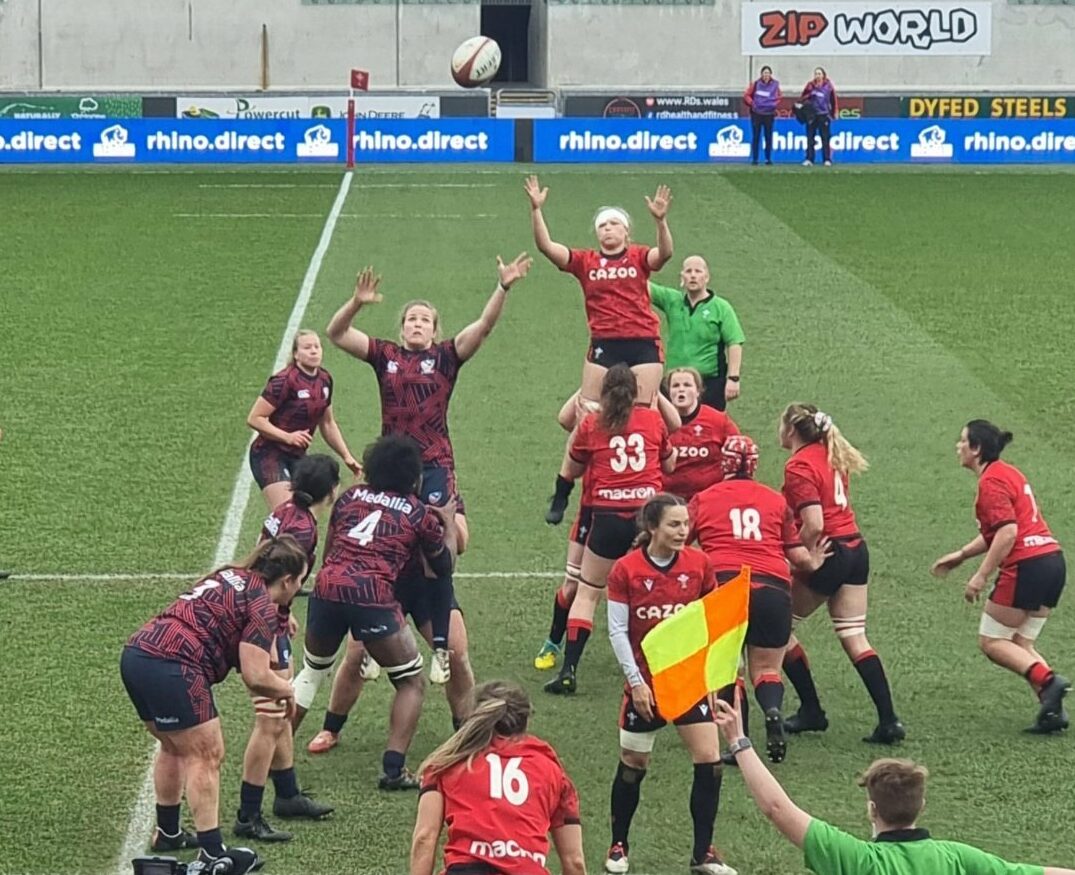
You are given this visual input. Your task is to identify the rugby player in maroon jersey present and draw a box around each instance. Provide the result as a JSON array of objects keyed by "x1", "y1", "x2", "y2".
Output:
[
  {"x1": 291, "y1": 434, "x2": 458, "y2": 790},
  {"x1": 326, "y1": 253, "x2": 531, "y2": 691},
  {"x1": 689, "y1": 436, "x2": 829, "y2": 765},
  {"x1": 931, "y1": 420, "x2": 1070, "y2": 733},
  {"x1": 232, "y1": 455, "x2": 340, "y2": 842},
  {"x1": 246, "y1": 329, "x2": 360, "y2": 513},
  {"x1": 411, "y1": 681, "x2": 586, "y2": 875},
  {"x1": 524, "y1": 175, "x2": 674, "y2": 525},
  {"x1": 604, "y1": 494, "x2": 735, "y2": 875},
  {"x1": 665, "y1": 367, "x2": 740, "y2": 501},
  {"x1": 120, "y1": 537, "x2": 308, "y2": 873},
  {"x1": 778, "y1": 404, "x2": 904, "y2": 745}
]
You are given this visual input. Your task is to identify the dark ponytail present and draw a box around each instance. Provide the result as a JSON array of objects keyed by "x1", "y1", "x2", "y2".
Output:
[
  {"x1": 290, "y1": 454, "x2": 340, "y2": 509},
  {"x1": 599, "y1": 363, "x2": 638, "y2": 435},
  {"x1": 966, "y1": 419, "x2": 1013, "y2": 464},
  {"x1": 235, "y1": 534, "x2": 308, "y2": 584},
  {"x1": 634, "y1": 492, "x2": 688, "y2": 548}
]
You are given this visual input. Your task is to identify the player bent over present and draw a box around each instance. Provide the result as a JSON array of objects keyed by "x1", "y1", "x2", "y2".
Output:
[
  {"x1": 411, "y1": 680, "x2": 587, "y2": 875},
  {"x1": 931, "y1": 420, "x2": 1070, "y2": 733},
  {"x1": 604, "y1": 494, "x2": 736, "y2": 875},
  {"x1": 120, "y1": 538, "x2": 307, "y2": 873},
  {"x1": 292, "y1": 435, "x2": 458, "y2": 789}
]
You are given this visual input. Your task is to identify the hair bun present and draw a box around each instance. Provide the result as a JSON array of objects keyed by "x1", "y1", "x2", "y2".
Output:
[{"x1": 1000, "y1": 431, "x2": 1014, "y2": 447}]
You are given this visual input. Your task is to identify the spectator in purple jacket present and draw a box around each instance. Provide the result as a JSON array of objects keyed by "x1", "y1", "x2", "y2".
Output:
[
  {"x1": 801, "y1": 67, "x2": 838, "y2": 166},
  {"x1": 744, "y1": 66, "x2": 781, "y2": 165}
]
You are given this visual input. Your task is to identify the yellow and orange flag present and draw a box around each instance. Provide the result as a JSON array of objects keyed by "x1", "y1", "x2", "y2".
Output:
[{"x1": 640, "y1": 566, "x2": 751, "y2": 721}]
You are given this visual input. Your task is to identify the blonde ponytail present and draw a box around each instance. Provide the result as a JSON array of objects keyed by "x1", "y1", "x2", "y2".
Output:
[
  {"x1": 781, "y1": 402, "x2": 868, "y2": 476},
  {"x1": 824, "y1": 424, "x2": 868, "y2": 476}
]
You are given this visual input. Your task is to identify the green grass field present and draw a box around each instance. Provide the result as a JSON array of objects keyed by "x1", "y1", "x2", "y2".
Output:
[{"x1": 2, "y1": 165, "x2": 1074, "y2": 875}]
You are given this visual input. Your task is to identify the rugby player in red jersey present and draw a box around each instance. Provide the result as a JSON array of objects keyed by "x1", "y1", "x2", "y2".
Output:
[
  {"x1": 931, "y1": 420, "x2": 1070, "y2": 733},
  {"x1": 604, "y1": 494, "x2": 735, "y2": 875},
  {"x1": 326, "y1": 254, "x2": 530, "y2": 689},
  {"x1": 777, "y1": 404, "x2": 905, "y2": 745},
  {"x1": 665, "y1": 367, "x2": 739, "y2": 501},
  {"x1": 411, "y1": 681, "x2": 586, "y2": 875},
  {"x1": 689, "y1": 436, "x2": 830, "y2": 765},
  {"x1": 291, "y1": 434, "x2": 458, "y2": 790},
  {"x1": 233, "y1": 455, "x2": 340, "y2": 842},
  {"x1": 120, "y1": 537, "x2": 308, "y2": 873},
  {"x1": 524, "y1": 175, "x2": 674, "y2": 525},
  {"x1": 247, "y1": 329, "x2": 361, "y2": 513},
  {"x1": 544, "y1": 365, "x2": 675, "y2": 696}
]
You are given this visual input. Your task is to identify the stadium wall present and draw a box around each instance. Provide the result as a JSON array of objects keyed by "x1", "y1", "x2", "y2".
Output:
[{"x1": 1, "y1": 0, "x2": 1074, "y2": 91}]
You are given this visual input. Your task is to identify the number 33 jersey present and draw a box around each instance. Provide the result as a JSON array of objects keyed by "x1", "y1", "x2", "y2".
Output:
[
  {"x1": 314, "y1": 485, "x2": 445, "y2": 607},
  {"x1": 420, "y1": 734, "x2": 581, "y2": 875}
]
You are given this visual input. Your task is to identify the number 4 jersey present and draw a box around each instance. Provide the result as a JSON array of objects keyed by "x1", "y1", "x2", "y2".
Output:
[
  {"x1": 420, "y1": 734, "x2": 581, "y2": 875},
  {"x1": 314, "y1": 484, "x2": 446, "y2": 607},
  {"x1": 782, "y1": 442, "x2": 859, "y2": 539}
]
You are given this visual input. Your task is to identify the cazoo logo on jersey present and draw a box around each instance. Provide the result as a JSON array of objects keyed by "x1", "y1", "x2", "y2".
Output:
[{"x1": 740, "y1": 1, "x2": 991, "y2": 56}]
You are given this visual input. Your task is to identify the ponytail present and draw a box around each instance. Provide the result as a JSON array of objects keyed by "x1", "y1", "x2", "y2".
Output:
[
  {"x1": 420, "y1": 681, "x2": 531, "y2": 777},
  {"x1": 599, "y1": 364, "x2": 638, "y2": 435},
  {"x1": 781, "y1": 402, "x2": 868, "y2": 476},
  {"x1": 965, "y1": 419, "x2": 1013, "y2": 464},
  {"x1": 290, "y1": 454, "x2": 340, "y2": 509},
  {"x1": 633, "y1": 493, "x2": 688, "y2": 548},
  {"x1": 233, "y1": 534, "x2": 308, "y2": 584}
]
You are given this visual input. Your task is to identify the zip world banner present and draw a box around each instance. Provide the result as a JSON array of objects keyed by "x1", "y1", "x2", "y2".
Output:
[{"x1": 741, "y1": 1, "x2": 991, "y2": 55}]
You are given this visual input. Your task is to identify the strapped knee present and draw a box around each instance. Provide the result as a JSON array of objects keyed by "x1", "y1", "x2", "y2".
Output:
[
  {"x1": 385, "y1": 655, "x2": 425, "y2": 687},
  {"x1": 832, "y1": 614, "x2": 867, "y2": 640},
  {"x1": 615, "y1": 760, "x2": 647, "y2": 783},
  {"x1": 292, "y1": 652, "x2": 335, "y2": 709},
  {"x1": 565, "y1": 563, "x2": 581, "y2": 584},
  {"x1": 1018, "y1": 616, "x2": 1047, "y2": 642},
  {"x1": 978, "y1": 613, "x2": 1018, "y2": 640}
]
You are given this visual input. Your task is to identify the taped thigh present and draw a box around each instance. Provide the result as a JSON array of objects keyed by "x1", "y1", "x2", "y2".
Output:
[
  {"x1": 619, "y1": 729, "x2": 657, "y2": 754},
  {"x1": 979, "y1": 613, "x2": 1018, "y2": 640}
]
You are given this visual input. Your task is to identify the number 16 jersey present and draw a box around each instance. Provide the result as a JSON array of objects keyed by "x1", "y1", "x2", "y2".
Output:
[{"x1": 314, "y1": 484, "x2": 445, "y2": 607}]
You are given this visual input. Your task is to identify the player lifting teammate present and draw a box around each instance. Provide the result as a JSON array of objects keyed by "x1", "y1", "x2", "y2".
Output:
[
  {"x1": 120, "y1": 537, "x2": 307, "y2": 874},
  {"x1": 411, "y1": 681, "x2": 587, "y2": 875},
  {"x1": 778, "y1": 404, "x2": 905, "y2": 744},
  {"x1": 246, "y1": 329, "x2": 360, "y2": 512},
  {"x1": 291, "y1": 435, "x2": 458, "y2": 790},
  {"x1": 931, "y1": 420, "x2": 1070, "y2": 733},
  {"x1": 689, "y1": 435, "x2": 830, "y2": 764},
  {"x1": 605, "y1": 494, "x2": 736, "y2": 875},
  {"x1": 326, "y1": 253, "x2": 531, "y2": 690},
  {"x1": 544, "y1": 365, "x2": 675, "y2": 696},
  {"x1": 524, "y1": 175, "x2": 673, "y2": 525}
]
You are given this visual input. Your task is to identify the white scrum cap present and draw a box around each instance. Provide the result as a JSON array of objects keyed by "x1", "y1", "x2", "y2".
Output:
[{"x1": 594, "y1": 207, "x2": 631, "y2": 231}]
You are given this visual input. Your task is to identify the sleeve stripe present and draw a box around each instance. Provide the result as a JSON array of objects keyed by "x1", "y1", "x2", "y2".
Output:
[
  {"x1": 794, "y1": 500, "x2": 822, "y2": 512},
  {"x1": 983, "y1": 519, "x2": 1017, "y2": 533},
  {"x1": 562, "y1": 817, "x2": 582, "y2": 826}
]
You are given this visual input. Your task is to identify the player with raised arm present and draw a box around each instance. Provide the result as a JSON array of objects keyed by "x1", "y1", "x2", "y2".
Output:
[
  {"x1": 777, "y1": 404, "x2": 905, "y2": 744},
  {"x1": 246, "y1": 329, "x2": 360, "y2": 512},
  {"x1": 325, "y1": 254, "x2": 530, "y2": 692},
  {"x1": 291, "y1": 435, "x2": 458, "y2": 790},
  {"x1": 233, "y1": 455, "x2": 339, "y2": 843},
  {"x1": 544, "y1": 365, "x2": 676, "y2": 696},
  {"x1": 525, "y1": 175, "x2": 673, "y2": 525},
  {"x1": 120, "y1": 537, "x2": 307, "y2": 874},
  {"x1": 689, "y1": 435, "x2": 830, "y2": 765},
  {"x1": 664, "y1": 367, "x2": 739, "y2": 501},
  {"x1": 411, "y1": 681, "x2": 587, "y2": 875},
  {"x1": 604, "y1": 494, "x2": 735, "y2": 875},
  {"x1": 931, "y1": 420, "x2": 1069, "y2": 733}
]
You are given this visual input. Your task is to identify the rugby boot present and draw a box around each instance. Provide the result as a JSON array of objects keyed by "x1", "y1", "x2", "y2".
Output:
[
  {"x1": 784, "y1": 708, "x2": 828, "y2": 734},
  {"x1": 307, "y1": 730, "x2": 340, "y2": 755},
  {"x1": 546, "y1": 493, "x2": 569, "y2": 525},
  {"x1": 605, "y1": 842, "x2": 629, "y2": 874},
  {"x1": 690, "y1": 847, "x2": 738, "y2": 875},
  {"x1": 543, "y1": 667, "x2": 577, "y2": 695},
  {"x1": 1037, "y1": 674, "x2": 1071, "y2": 723},
  {"x1": 1025, "y1": 708, "x2": 1070, "y2": 735},
  {"x1": 359, "y1": 652, "x2": 381, "y2": 681},
  {"x1": 273, "y1": 790, "x2": 334, "y2": 819},
  {"x1": 430, "y1": 648, "x2": 452, "y2": 685},
  {"x1": 534, "y1": 640, "x2": 562, "y2": 671},
  {"x1": 150, "y1": 828, "x2": 197, "y2": 852},
  {"x1": 233, "y1": 812, "x2": 292, "y2": 843},
  {"x1": 198, "y1": 846, "x2": 264, "y2": 875},
  {"x1": 765, "y1": 708, "x2": 787, "y2": 763},
  {"x1": 378, "y1": 768, "x2": 421, "y2": 791},
  {"x1": 863, "y1": 720, "x2": 907, "y2": 745}
]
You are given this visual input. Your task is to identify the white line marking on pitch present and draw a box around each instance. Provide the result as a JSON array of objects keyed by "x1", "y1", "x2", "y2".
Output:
[
  {"x1": 111, "y1": 170, "x2": 354, "y2": 875},
  {"x1": 198, "y1": 183, "x2": 340, "y2": 188},
  {"x1": 174, "y1": 212, "x2": 495, "y2": 219},
  {"x1": 9, "y1": 570, "x2": 560, "y2": 583}
]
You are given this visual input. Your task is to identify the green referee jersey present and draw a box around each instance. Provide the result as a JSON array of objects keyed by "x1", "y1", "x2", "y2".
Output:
[
  {"x1": 804, "y1": 820, "x2": 1045, "y2": 875},
  {"x1": 648, "y1": 282, "x2": 745, "y2": 380}
]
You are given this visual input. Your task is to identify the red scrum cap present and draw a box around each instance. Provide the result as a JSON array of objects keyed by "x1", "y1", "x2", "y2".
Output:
[{"x1": 721, "y1": 435, "x2": 759, "y2": 478}]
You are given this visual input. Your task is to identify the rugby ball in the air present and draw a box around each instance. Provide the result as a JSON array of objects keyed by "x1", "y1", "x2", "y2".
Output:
[{"x1": 451, "y1": 36, "x2": 501, "y2": 88}]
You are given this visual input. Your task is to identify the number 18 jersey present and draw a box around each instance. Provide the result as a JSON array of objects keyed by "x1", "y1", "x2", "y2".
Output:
[
  {"x1": 314, "y1": 485, "x2": 445, "y2": 607},
  {"x1": 421, "y1": 734, "x2": 581, "y2": 875}
]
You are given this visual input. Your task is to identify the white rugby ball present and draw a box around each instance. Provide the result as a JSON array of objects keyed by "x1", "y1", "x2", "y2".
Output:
[{"x1": 451, "y1": 36, "x2": 501, "y2": 88}]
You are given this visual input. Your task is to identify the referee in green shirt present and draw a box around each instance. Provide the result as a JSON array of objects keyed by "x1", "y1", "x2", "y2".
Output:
[
  {"x1": 649, "y1": 255, "x2": 745, "y2": 411},
  {"x1": 713, "y1": 699, "x2": 1073, "y2": 875}
]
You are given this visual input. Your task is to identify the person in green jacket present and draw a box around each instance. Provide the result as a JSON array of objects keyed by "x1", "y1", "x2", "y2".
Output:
[
  {"x1": 649, "y1": 256, "x2": 745, "y2": 412},
  {"x1": 713, "y1": 697, "x2": 1073, "y2": 875}
]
